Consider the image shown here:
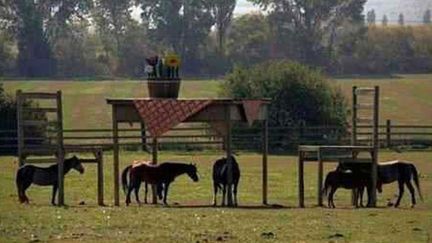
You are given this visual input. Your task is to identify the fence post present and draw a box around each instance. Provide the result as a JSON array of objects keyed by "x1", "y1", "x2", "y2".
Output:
[{"x1": 386, "y1": 119, "x2": 391, "y2": 148}]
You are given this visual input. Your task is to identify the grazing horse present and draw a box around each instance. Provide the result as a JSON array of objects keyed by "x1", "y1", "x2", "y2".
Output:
[
  {"x1": 121, "y1": 164, "x2": 164, "y2": 204},
  {"x1": 122, "y1": 162, "x2": 199, "y2": 205},
  {"x1": 338, "y1": 160, "x2": 423, "y2": 207},
  {"x1": 212, "y1": 156, "x2": 240, "y2": 206},
  {"x1": 323, "y1": 169, "x2": 371, "y2": 208},
  {"x1": 16, "y1": 156, "x2": 84, "y2": 205}
]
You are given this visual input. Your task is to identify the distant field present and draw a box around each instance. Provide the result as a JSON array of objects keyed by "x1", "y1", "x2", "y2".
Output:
[
  {"x1": 2, "y1": 74, "x2": 431, "y2": 129},
  {"x1": 0, "y1": 151, "x2": 431, "y2": 242}
]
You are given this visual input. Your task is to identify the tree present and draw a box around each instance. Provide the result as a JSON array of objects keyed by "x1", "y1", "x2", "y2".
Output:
[
  {"x1": 367, "y1": 9, "x2": 376, "y2": 25},
  {"x1": 424, "y1": 9, "x2": 431, "y2": 25},
  {"x1": 382, "y1": 14, "x2": 388, "y2": 26},
  {"x1": 0, "y1": 0, "x2": 92, "y2": 77},
  {"x1": 226, "y1": 13, "x2": 271, "y2": 66},
  {"x1": 211, "y1": 0, "x2": 236, "y2": 54},
  {"x1": 398, "y1": 13, "x2": 405, "y2": 26},
  {"x1": 138, "y1": 0, "x2": 215, "y2": 74},
  {"x1": 221, "y1": 61, "x2": 348, "y2": 149},
  {"x1": 249, "y1": 0, "x2": 367, "y2": 67},
  {"x1": 93, "y1": 0, "x2": 134, "y2": 75}
]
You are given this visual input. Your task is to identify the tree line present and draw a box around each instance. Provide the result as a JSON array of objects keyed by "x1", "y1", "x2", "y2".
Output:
[{"x1": 1, "y1": 0, "x2": 431, "y2": 78}]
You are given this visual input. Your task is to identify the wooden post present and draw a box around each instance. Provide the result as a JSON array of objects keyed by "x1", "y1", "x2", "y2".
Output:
[
  {"x1": 141, "y1": 122, "x2": 148, "y2": 152},
  {"x1": 262, "y1": 118, "x2": 268, "y2": 205},
  {"x1": 298, "y1": 151, "x2": 304, "y2": 208},
  {"x1": 370, "y1": 86, "x2": 380, "y2": 207},
  {"x1": 351, "y1": 86, "x2": 358, "y2": 145},
  {"x1": 151, "y1": 137, "x2": 158, "y2": 204},
  {"x1": 317, "y1": 148, "x2": 323, "y2": 206},
  {"x1": 112, "y1": 105, "x2": 120, "y2": 206},
  {"x1": 96, "y1": 151, "x2": 104, "y2": 206},
  {"x1": 56, "y1": 91, "x2": 65, "y2": 206},
  {"x1": 386, "y1": 119, "x2": 391, "y2": 148},
  {"x1": 16, "y1": 90, "x2": 24, "y2": 166},
  {"x1": 225, "y1": 105, "x2": 234, "y2": 207}
]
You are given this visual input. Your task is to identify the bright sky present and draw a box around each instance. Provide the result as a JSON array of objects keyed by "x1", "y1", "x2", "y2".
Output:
[{"x1": 132, "y1": 0, "x2": 432, "y2": 24}]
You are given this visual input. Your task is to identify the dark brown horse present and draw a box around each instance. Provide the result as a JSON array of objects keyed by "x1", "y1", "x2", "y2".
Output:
[
  {"x1": 323, "y1": 169, "x2": 371, "y2": 208},
  {"x1": 122, "y1": 162, "x2": 199, "y2": 205},
  {"x1": 16, "y1": 156, "x2": 84, "y2": 205},
  {"x1": 338, "y1": 160, "x2": 423, "y2": 207},
  {"x1": 212, "y1": 156, "x2": 241, "y2": 206}
]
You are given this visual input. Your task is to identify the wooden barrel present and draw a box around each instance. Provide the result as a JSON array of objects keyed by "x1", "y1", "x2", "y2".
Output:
[{"x1": 147, "y1": 78, "x2": 181, "y2": 98}]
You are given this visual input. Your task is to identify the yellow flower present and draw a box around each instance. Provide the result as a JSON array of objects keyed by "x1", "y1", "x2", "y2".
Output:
[{"x1": 164, "y1": 53, "x2": 181, "y2": 68}]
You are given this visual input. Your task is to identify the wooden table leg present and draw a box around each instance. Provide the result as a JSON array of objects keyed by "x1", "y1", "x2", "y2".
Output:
[{"x1": 298, "y1": 151, "x2": 305, "y2": 208}]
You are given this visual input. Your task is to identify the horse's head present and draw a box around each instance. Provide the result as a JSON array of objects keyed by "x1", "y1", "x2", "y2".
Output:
[
  {"x1": 68, "y1": 155, "x2": 84, "y2": 174},
  {"x1": 187, "y1": 163, "x2": 199, "y2": 182}
]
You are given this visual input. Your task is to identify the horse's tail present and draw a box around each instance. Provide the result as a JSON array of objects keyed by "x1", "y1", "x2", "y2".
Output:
[
  {"x1": 411, "y1": 164, "x2": 423, "y2": 201},
  {"x1": 121, "y1": 165, "x2": 132, "y2": 195},
  {"x1": 16, "y1": 166, "x2": 27, "y2": 203},
  {"x1": 322, "y1": 173, "x2": 331, "y2": 198}
]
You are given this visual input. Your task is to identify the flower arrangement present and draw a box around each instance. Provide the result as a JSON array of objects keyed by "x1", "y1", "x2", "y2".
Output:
[{"x1": 145, "y1": 53, "x2": 181, "y2": 79}]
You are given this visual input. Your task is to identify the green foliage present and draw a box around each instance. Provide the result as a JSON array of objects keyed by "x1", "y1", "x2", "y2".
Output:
[
  {"x1": 222, "y1": 61, "x2": 348, "y2": 127},
  {"x1": 0, "y1": 84, "x2": 47, "y2": 155}
]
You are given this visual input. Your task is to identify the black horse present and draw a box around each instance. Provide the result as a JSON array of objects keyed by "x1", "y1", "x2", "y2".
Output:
[
  {"x1": 338, "y1": 160, "x2": 423, "y2": 207},
  {"x1": 212, "y1": 156, "x2": 240, "y2": 206},
  {"x1": 122, "y1": 162, "x2": 199, "y2": 206},
  {"x1": 16, "y1": 156, "x2": 84, "y2": 205},
  {"x1": 121, "y1": 164, "x2": 164, "y2": 204},
  {"x1": 323, "y1": 169, "x2": 371, "y2": 208}
]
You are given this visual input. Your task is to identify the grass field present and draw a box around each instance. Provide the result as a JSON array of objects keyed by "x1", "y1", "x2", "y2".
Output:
[
  {"x1": 0, "y1": 151, "x2": 431, "y2": 242},
  {"x1": 2, "y1": 74, "x2": 432, "y2": 129}
]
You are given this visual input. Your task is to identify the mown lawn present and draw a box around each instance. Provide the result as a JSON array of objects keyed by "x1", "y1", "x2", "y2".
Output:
[
  {"x1": 1, "y1": 151, "x2": 431, "y2": 242},
  {"x1": 2, "y1": 74, "x2": 432, "y2": 129}
]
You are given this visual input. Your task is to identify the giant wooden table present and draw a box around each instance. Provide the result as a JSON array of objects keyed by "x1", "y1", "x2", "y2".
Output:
[
  {"x1": 106, "y1": 98, "x2": 270, "y2": 206},
  {"x1": 298, "y1": 145, "x2": 378, "y2": 208}
]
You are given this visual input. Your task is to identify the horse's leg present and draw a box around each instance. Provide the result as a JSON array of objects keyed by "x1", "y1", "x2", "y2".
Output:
[
  {"x1": 221, "y1": 184, "x2": 227, "y2": 207},
  {"x1": 163, "y1": 183, "x2": 170, "y2": 205},
  {"x1": 134, "y1": 182, "x2": 142, "y2": 205},
  {"x1": 353, "y1": 189, "x2": 359, "y2": 208},
  {"x1": 395, "y1": 180, "x2": 405, "y2": 208},
  {"x1": 51, "y1": 184, "x2": 58, "y2": 206},
  {"x1": 359, "y1": 187, "x2": 365, "y2": 207},
  {"x1": 212, "y1": 182, "x2": 218, "y2": 206},
  {"x1": 125, "y1": 181, "x2": 134, "y2": 206},
  {"x1": 144, "y1": 182, "x2": 148, "y2": 204},
  {"x1": 406, "y1": 180, "x2": 416, "y2": 208},
  {"x1": 233, "y1": 182, "x2": 238, "y2": 207},
  {"x1": 329, "y1": 187, "x2": 337, "y2": 208},
  {"x1": 21, "y1": 179, "x2": 32, "y2": 204}
]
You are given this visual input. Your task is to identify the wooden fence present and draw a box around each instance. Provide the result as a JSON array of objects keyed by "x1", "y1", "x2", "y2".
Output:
[{"x1": 1, "y1": 120, "x2": 431, "y2": 154}]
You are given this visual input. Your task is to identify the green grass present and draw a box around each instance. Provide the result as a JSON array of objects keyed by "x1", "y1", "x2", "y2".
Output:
[
  {"x1": 1, "y1": 151, "x2": 431, "y2": 242},
  {"x1": 2, "y1": 74, "x2": 432, "y2": 129}
]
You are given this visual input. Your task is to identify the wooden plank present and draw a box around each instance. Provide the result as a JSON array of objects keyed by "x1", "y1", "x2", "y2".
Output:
[
  {"x1": 56, "y1": 90, "x2": 65, "y2": 207},
  {"x1": 20, "y1": 92, "x2": 58, "y2": 99},
  {"x1": 355, "y1": 88, "x2": 375, "y2": 94},
  {"x1": 21, "y1": 120, "x2": 58, "y2": 127},
  {"x1": 317, "y1": 148, "x2": 323, "y2": 206},
  {"x1": 24, "y1": 158, "x2": 58, "y2": 164},
  {"x1": 352, "y1": 86, "x2": 357, "y2": 145},
  {"x1": 262, "y1": 118, "x2": 268, "y2": 205},
  {"x1": 356, "y1": 118, "x2": 373, "y2": 124},
  {"x1": 16, "y1": 90, "x2": 24, "y2": 166},
  {"x1": 112, "y1": 106, "x2": 120, "y2": 206},
  {"x1": 298, "y1": 151, "x2": 305, "y2": 208},
  {"x1": 355, "y1": 104, "x2": 374, "y2": 110},
  {"x1": 225, "y1": 105, "x2": 234, "y2": 207},
  {"x1": 24, "y1": 107, "x2": 58, "y2": 113},
  {"x1": 151, "y1": 137, "x2": 158, "y2": 204},
  {"x1": 96, "y1": 151, "x2": 104, "y2": 206}
]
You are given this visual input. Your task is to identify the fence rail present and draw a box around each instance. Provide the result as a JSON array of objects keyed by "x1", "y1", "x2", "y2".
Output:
[{"x1": 1, "y1": 120, "x2": 431, "y2": 153}]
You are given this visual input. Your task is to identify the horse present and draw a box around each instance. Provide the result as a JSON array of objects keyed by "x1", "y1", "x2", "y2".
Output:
[
  {"x1": 122, "y1": 162, "x2": 199, "y2": 206},
  {"x1": 338, "y1": 160, "x2": 423, "y2": 207},
  {"x1": 323, "y1": 169, "x2": 371, "y2": 208},
  {"x1": 212, "y1": 155, "x2": 241, "y2": 207},
  {"x1": 121, "y1": 164, "x2": 164, "y2": 204},
  {"x1": 16, "y1": 156, "x2": 84, "y2": 205}
]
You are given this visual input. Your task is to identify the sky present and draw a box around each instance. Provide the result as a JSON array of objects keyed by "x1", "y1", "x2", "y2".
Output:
[
  {"x1": 235, "y1": 0, "x2": 432, "y2": 23},
  {"x1": 132, "y1": 0, "x2": 432, "y2": 24}
]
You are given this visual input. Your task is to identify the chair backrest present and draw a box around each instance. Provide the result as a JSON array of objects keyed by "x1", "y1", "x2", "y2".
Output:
[
  {"x1": 351, "y1": 86, "x2": 379, "y2": 149},
  {"x1": 16, "y1": 90, "x2": 64, "y2": 165}
]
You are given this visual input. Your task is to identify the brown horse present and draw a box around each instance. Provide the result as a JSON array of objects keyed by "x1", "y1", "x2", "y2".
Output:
[
  {"x1": 122, "y1": 162, "x2": 199, "y2": 205},
  {"x1": 16, "y1": 156, "x2": 84, "y2": 205}
]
